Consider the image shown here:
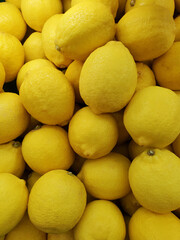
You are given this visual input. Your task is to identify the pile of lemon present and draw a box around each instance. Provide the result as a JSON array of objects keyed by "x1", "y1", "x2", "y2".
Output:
[{"x1": 1, "y1": 0, "x2": 180, "y2": 239}]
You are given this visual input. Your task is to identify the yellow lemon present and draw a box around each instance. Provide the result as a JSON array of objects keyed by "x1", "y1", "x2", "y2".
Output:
[
  {"x1": 74, "y1": 200, "x2": 126, "y2": 240},
  {"x1": 0, "y1": 62, "x2": 5, "y2": 91},
  {"x1": 124, "y1": 86, "x2": 180, "y2": 148},
  {"x1": 21, "y1": 0, "x2": 63, "y2": 31},
  {"x1": 78, "y1": 152, "x2": 131, "y2": 200},
  {"x1": 0, "y1": 173, "x2": 29, "y2": 236},
  {"x1": 28, "y1": 170, "x2": 87, "y2": 233},
  {"x1": 16, "y1": 59, "x2": 54, "y2": 90},
  {"x1": 65, "y1": 60, "x2": 84, "y2": 103},
  {"x1": 27, "y1": 171, "x2": 41, "y2": 192},
  {"x1": 153, "y1": 42, "x2": 180, "y2": 90},
  {"x1": 79, "y1": 41, "x2": 137, "y2": 114},
  {"x1": 71, "y1": 0, "x2": 119, "y2": 17},
  {"x1": 172, "y1": 134, "x2": 180, "y2": 157},
  {"x1": 0, "y1": 2, "x2": 26, "y2": 40},
  {"x1": 6, "y1": 0, "x2": 21, "y2": 9},
  {"x1": 55, "y1": 1, "x2": 116, "y2": 61},
  {"x1": 175, "y1": 0, "x2": 180, "y2": 12},
  {"x1": 0, "y1": 32, "x2": 24, "y2": 82},
  {"x1": 48, "y1": 230, "x2": 74, "y2": 240},
  {"x1": 129, "y1": 148, "x2": 180, "y2": 213},
  {"x1": 125, "y1": 0, "x2": 175, "y2": 16},
  {"x1": 175, "y1": 16, "x2": 180, "y2": 42},
  {"x1": 68, "y1": 106, "x2": 118, "y2": 159},
  {"x1": 19, "y1": 67, "x2": 75, "y2": 126},
  {"x1": 0, "y1": 141, "x2": 25, "y2": 177},
  {"x1": 42, "y1": 14, "x2": 72, "y2": 68},
  {"x1": 0, "y1": 92, "x2": 30, "y2": 144},
  {"x1": 62, "y1": 0, "x2": 72, "y2": 12},
  {"x1": 116, "y1": 5, "x2": 175, "y2": 61},
  {"x1": 129, "y1": 207, "x2": 180, "y2": 240},
  {"x1": 23, "y1": 32, "x2": 46, "y2": 63},
  {"x1": 136, "y1": 62, "x2": 156, "y2": 91},
  {"x1": 5, "y1": 212, "x2": 46, "y2": 240},
  {"x1": 22, "y1": 125, "x2": 75, "y2": 175}
]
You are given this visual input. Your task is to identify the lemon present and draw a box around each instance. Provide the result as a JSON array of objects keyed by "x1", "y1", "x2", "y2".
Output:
[
  {"x1": 0, "y1": 32, "x2": 24, "y2": 82},
  {"x1": 129, "y1": 207, "x2": 180, "y2": 240},
  {"x1": 22, "y1": 125, "x2": 75, "y2": 175},
  {"x1": 42, "y1": 14, "x2": 72, "y2": 68},
  {"x1": 0, "y1": 92, "x2": 30, "y2": 144},
  {"x1": 28, "y1": 170, "x2": 87, "y2": 233},
  {"x1": 74, "y1": 200, "x2": 126, "y2": 240},
  {"x1": 68, "y1": 106, "x2": 118, "y2": 159},
  {"x1": 153, "y1": 42, "x2": 180, "y2": 90},
  {"x1": 118, "y1": 191, "x2": 141, "y2": 216},
  {"x1": 175, "y1": 16, "x2": 180, "y2": 42},
  {"x1": 19, "y1": 67, "x2": 75, "y2": 126},
  {"x1": 71, "y1": 0, "x2": 119, "y2": 17},
  {"x1": 135, "y1": 62, "x2": 156, "y2": 91},
  {"x1": 0, "y1": 62, "x2": 5, "y2": 91},
  {"x1": 55, "y1": 1, "x2": 115, "y2": 61},
  {"x1": 62, "y1": 0, "x2": 72, "y2": 12},
  {"x1": 0, "y1": 173, "x2": 29, "y2": 236},
  {"x1": 16, "y1": 59, "x2": 54, "y2": 90},
  {"x1": 6, "y1": 0, "x2": 21, "y2": 9},
  {"x1": 0, "y1": 2, "x2": 26, "y2": 41},
  {"x1": 23, "y1": 32, "x2": 46, "y2": 63},
  {"x1": 79, "y1": 41, "x2": 137, "y2": 114},
  {"x1": 5, "y1": 212, "x2": 46, "y2": 240},
  {"x1": 0, "y1": 141, "x2": 25, "y2": 177},
  {"x1": 65, "y1": 60, "x2": 84, "y2": 103},
  {"x1": 48, "y1": 230, "x2": 74, "y2": 240},
  {"x1": 175, "y1": 0, "x2": 180, "y2": 12},
  {"x1": 116, "y1": 5, "x2": 175, "y2": 61},
  {"x1": 21, "y1": 0, "x2": 63, "y2": 31},
  {"x1": 129, "y1": 148, "x2": 180, "y2": 213},
  {"x1": 172, "y1": 134, "x2": 180, "y2": 157},
  {"x1": 27, "y1": 171, "x2": 41, "y2": 192},
  {"x1": 78, "y1": 152, "x2": 131, "y2": 200},
  {"x1": 125, "y1": 0, "x2": 175, "y2": 16},
  {"x1": 124, "y1": 86, "x2": 180, "y2": 148}
]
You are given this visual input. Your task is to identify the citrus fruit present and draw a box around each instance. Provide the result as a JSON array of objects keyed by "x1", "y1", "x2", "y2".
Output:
[
  {"x1": 6, "y1": 0, "x2": 21, "y2": 9},
  {"x1": 27, "y1": 171, "x2": 41, "y2": 192},
  {"x1": 175, "y1": 16, "x2": 180, "y2": 41},
  {"x1": 48, "y1": 230, "x2": 74, "y2": 240},
  {"x1": 0, "y1": 62, "x2": 5, "y2": 91}
]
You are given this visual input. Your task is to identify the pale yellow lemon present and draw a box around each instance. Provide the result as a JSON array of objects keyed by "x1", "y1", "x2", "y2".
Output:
[
  {"x1": 68, "y1": 106, "x2": 118, "y2": 159},
  {"x1": 48, "y1": 230, "x2": 74, "y2": 240},
  {"x1": 0, "y1": 92, "x2": 30, "y2": 144},
  {"x1": 6, "y1": 0, "x2": 21, "y2": 9},
  {"x1": 129, "y1": 148, "x2": 180, "y2": 213},
  {"x1": 172, "y1": 134, "x2": 180, "y2": 157},
  {"x1": 78, "y1": 152, "x2": 131, "y2": 200},
  {"x1": 129, "y1": 207, "x2": 180, "y2": 240},
  {"x1": 5, "y1": 212, "x2": 46, "y2": 240},
  {"x1": 65, "y1": 60, "x2": 84, "y2": 103},
  {"x1": 21, "y1": 0, "x2": 63, "y2": 31},
  {"x1": 79, "y1": 41, "x2": 137, "y2": 114},
  {"x1": 22, "y1": 125, "x2": 75, "y2": 175},
  {"x1": 0, "y1": 2, "x2": 26, "y2": 40},
  {"x1": 0, "y1": 32, "x2": 24, "y2": 82},
  {"x1": 27, "y1": 171, "x2": 41, "y2": 192},
  {"x1": 153, "y1": 42, "x2": 180, "y2": 90},
  {"x1": 23, "y1": 32, "x2": 46, "y2": 63},
  {"x1": 74, "y1": 200, "x2": 126, "y2": 240},
  {"x1": 19, "y1": 67, "x2": 75, "y2": 126},
  {"x1": 124, "y1": 86, "x2": 180, "y2": 148},
  {"x1": 55, "y1": 1, "x2": 116, "y2": 61},
  {"x1": 0, "y1": 141, "x2": 25, "y2": 177},
  {"x1": 42, "y1": 14, "x2": 72, "y2": 68},
  {"x1": 0, "y1": 62, "x2": 5, "y2": 91},
  {"x1": 116, "y1": 5, "x2": 175, "y2": 61},
  {"x1": 175, "y1": 16, "x2": 180, "y2": 42},
  {"x1": 0, "y1": 173, "x2": 29, "y2": 236},
  {"x1": 136, "y1": 62, "x2": 156, "y2": 91},
  {"x1": 28, "y1": 170, "x2": 87, "y2": 233},
  {"x1": 16, "y1": 59, "x2": 54, "y2": 90}
]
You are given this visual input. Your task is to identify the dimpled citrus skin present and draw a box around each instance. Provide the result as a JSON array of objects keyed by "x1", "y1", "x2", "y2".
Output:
[
  {"x1": 0, "y1": 32, "x2": 24, "y2": 82},
  {"x1": 68, "y1": 106, "x2": 118, "y2": 159},
  {"x1": 55, "y1": 1, "x2": 116, "y2": 61},
  {"x1": 129, "y1": 149, "x2": 180, "y2": 213},
  {"x1": 19, "y1": 67, "x2": 75, "y2": 126},
  {"x1": 42, "y1": 14, "x2": 72, "y2": 68},
  {"x1": 124, "y1": 86, "x2": 180, "y2": 148},
  {"x1": 28, "y1": 170, "x2": 87, "y2": 234},
  {"x1": 0, "y1": 173, "x2": 29, "y2": 236},
  {"x1": 0, "y1": 62, "x2": 5, "y2": 91},
  {"x1": 129, "y1": 207, "x2": 180, "y2": 240},
  {"x1": 116, "y1": 5, "x2": 175, "y2": 61},
  {"x1": 21, "y1": 0, "x2": 63, "y2": 31},
  {"x1": 0, "y1": 93, "x2": 30, "y2": 144},
  {"x1": 79, "y1": 41, "x2": 137, "y2": 114},
  {"x1": 74, "y1": 200, "x2": 126, "y2": 240},
  {"x1": 48, "y1": 230, "x2": 74, "y2": 240}
]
